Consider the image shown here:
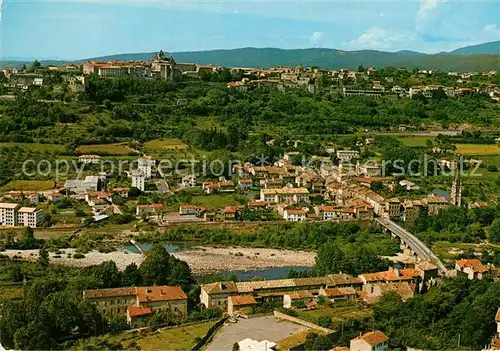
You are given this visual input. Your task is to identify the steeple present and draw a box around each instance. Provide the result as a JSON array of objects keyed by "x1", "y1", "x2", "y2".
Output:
[{"x1": 450, "y1": 154, "x2": 462, "y2": 207}]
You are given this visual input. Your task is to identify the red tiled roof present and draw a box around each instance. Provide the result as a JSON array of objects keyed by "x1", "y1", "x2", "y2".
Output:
[
  {"x1": 239, "y1": 179, "x2": 253, "y2": 183},
  {"x1": 136, "y1": 286, "x2": 187, "y2": 303},
  {"x1": 229, "y1": 295, "x2": 257, "y2": 306},
  {"x1": 285, "y1": 209, "x2": 307, "y2": 215},
  {"x1": 322, "y1": 287, "x2": 356, "y2": 297},
  {"x1": 492, "y1": 338, "x2": 500, "y2": 349},
  {"x1": 179, "y1": 205, "x2": 201, "y2": 210},
  {"x1": 137, "y1": 204, "x2": 163, "y2": 209},
  {"x1": 127, "y1": 305, "x2": 152, "y2": 317},
  {"x1": 359, "y1": 331, "x2": 388, "y2": 346},
  {"x1": 84, "y1": 287, "x2": 136, "y2": 298},
  {"x1": 247, "y1": 201, "x2": 265, "y2": 207},
  {"x1": 224, "y1": 206, "x2": 240, "y2": 214},
  {"x1": 317, "y1": 206, "x2": 337, "y2": 212},
  {"x1": 456, "y1": 259, "x2": 482, "y2": 268}
]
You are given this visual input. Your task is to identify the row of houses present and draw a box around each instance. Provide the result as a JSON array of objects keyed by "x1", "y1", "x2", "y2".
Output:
[{"x1": 200, "y1": 261, "x2": 440, "y2": 315}]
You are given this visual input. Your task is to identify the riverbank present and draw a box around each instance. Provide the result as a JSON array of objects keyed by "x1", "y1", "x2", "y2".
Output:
[{"x1": 2, "y1": 246, "x2": 316, "y2": 275}]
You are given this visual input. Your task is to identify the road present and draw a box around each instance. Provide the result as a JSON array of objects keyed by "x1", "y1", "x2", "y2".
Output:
[{"x1": 376, "y1": 218, "x2": 448, "y2": 275}]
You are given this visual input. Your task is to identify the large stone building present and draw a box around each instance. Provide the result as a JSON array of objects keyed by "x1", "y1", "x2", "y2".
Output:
[
  {"x1": 260, "y1": 187, "x2": 310, "y2": 204},
  {"x1": 83, "y1": 285, "x2": 188, "y2": 322}
]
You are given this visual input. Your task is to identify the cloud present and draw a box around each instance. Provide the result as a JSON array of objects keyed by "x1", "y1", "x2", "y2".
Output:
[
  {"x1": 415, "y1": 0, "x2": 447, "y2": 36},
  {"x1": 310, "y1": 31, "x2": 324, "y2": 43},
  {"x1": 346, "y1": 27, "x2": 410, "y2": 50},
  {"x1": 483, "y1": 24, "x2": 500, "y2": 39}
]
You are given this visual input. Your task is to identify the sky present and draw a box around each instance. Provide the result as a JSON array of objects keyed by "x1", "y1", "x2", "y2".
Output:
[{"x1": 1, "y1": 0, "x2": 499, "y2": 60}]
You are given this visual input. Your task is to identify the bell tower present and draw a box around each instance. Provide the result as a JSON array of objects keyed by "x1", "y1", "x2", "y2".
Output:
[{"x1": 450, "y1": 154, "x2": 462, "y2": 207}]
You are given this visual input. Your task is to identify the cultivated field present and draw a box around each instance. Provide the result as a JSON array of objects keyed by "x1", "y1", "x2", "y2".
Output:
[
  {"x1": 455, "y1": 143, "x2": 500, "y2": 155},
  {"x1": 0, "y1": 180, "x2": 55, "y2": 192},
  {"x1": 144, "y1": 138, "x2": 188, "y2": 151},
  {"x1": 397, "y1": 136, "x2": 434, "y2": 147},
  {"x1": 75, "y1": 143, "x2": 131, "y2": 155}
]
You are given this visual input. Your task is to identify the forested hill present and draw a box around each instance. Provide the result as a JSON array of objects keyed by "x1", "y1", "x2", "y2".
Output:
[
  {"x1": 449, "y1": 40, "x2": 500, "y2": 55},
  {"x1": 80, "y1": 47, "x2": 500, "y2": 72}
]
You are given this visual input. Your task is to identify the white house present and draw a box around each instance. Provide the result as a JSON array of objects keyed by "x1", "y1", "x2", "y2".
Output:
[
  {"x1": 350, "y1": 331, "x2": 389, "y2": 351},
  {"x1": 179, "y1": 205, "x2": 204, "y2": 216},
  {"x1": 78, "y1": 155, "x2": 101, "y2": 164},
  {"x1": 336, "y1": 149, "x2": 360, "y2": 163},
  {"x1": 283, "y1": 209, "x2": 307, "y2": 222}
]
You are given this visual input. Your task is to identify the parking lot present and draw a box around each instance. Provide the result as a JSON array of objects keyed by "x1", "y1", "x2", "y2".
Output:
[{"x1": 206, "y1": 315, "x2": 308, "y2": 351}]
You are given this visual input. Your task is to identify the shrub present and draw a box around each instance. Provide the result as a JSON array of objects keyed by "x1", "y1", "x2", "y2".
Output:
[{"x1": 73, "y1": 253, "x2": 85, "y2": 259}]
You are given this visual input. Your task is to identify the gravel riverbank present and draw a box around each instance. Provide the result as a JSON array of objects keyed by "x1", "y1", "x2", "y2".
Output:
[{"x1": 2, "y1": 246, "x2": 316, "y2": 275}]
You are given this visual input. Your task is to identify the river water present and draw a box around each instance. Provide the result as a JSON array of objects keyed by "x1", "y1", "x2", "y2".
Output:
[{"x1": 122, "y1": 241, "x2": 312, "y2": 280}]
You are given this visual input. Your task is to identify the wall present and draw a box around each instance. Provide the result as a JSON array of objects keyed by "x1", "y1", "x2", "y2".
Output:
[{"x1": 273, "y1": 310, "x2": 334, "y2": 334}]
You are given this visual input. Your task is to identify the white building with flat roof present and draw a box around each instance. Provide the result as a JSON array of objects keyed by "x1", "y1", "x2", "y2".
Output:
[
  {"x1": 64, "y1": 176, "x2": 100, "y2": 193},
  {"x1": 132, "y1": 170, "x2": 145, "y2": 191},
  {"x1": 0, "y1": 203, "x2": 20, "y2": 226},
  {"x1": 138, "y1": 157, "x2": 155, "y2": 179},
  {"x1": 17, "y1": 207, "x2": 45, "y2": 228}
]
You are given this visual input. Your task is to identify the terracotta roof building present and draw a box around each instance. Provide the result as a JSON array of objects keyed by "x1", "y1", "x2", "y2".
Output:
[
  {"x1": 350, "y1": 330, "x2": 389, "y2": 351},
  {"x1": 84, "y1": 285, "x2": 188, "y2": 321}
]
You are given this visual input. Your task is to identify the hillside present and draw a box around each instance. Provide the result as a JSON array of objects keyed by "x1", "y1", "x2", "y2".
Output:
[
  {"x1": 82, "y1": 47, "x2": 499, "y2": 72},
  {"x1": 449, "y1": 40, "x2": 500, "y2": 55},
  {"x1": 2, "y1": 41, "x2": 499, "y2": 71}
]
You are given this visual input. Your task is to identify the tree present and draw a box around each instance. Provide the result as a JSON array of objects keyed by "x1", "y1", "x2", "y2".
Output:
[
  {"x1": 121, "y1": 263, "x2": 143, "y2": 286},
  {"x1": 31, "y1": 60, "x2": 41, "y2": 69},
  {"x1": 317, "y1": 316, "x2": 332, "y2": 328},
  {"x1": 92, "y1": 261, "x2": 121, "y2": 288},
  {"x1": 315, "y1": 241, "x2": 347, "y2": 275},
  {"x1": 139, "y1": 244, "x2": 171, "y2": 285},
  {"x1": 19, "y1": 227, "x2": 38, "y2": 249},
  {"x1": 489, "y1": 218, "x2": 500, "y2": 243},
  {"x1": 169, "y1": 258, "x2": 195, "y2": 291},
  {"x1": 38, "y1": 247, "x2": 49, "y2": 268}
]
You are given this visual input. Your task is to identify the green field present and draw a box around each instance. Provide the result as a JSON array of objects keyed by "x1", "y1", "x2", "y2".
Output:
[
  {"x1": 144, "y1": 138, "x2": 188, "y2": 151},
  {"x1": 298, "y1": 301, "x2": 372, "y2": 328},
  {"x1": 397, "y1": 136, "x2": 434, "y2": 147},
  {"x1": 0, "y1": 143, "x2": 66, "y2": 153},
  {"x1": 77, "y1": 321, "x2": 215, "y2": 351},
  {"x1": 75, "y1": 143, "x2": 131, "y2": 155},
  {"x1": 455, "y1": 143, "x2": 500, "y2": 155},
  {"x1": 1, "y1": 180, "x2": 55, "y2": 192},
  {"x1": 0, "y1": 285, "x2": 24, "y2": 300}
]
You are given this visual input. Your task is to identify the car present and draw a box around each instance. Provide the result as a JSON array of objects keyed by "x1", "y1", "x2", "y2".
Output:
[{"x1": 228, "y1": 317, "x2": 238, "y2": 323}]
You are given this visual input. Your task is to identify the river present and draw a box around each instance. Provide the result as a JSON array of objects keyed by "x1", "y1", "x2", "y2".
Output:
[{"x1": 122, "y1": 241, "x2": 314, "y2": 280}]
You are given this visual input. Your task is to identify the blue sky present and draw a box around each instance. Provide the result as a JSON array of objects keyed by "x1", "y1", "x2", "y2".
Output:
[{"x1": 1, "y1": 0, "x2": 499, "y2": 60}]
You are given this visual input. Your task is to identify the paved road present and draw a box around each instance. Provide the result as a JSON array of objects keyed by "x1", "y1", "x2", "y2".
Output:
[
  {"x1": 376, "y1": 218, "x2": 448, "y2": 274},
  {"x1": 206, "y1": 315, "x2": 307, "y2": 351}
]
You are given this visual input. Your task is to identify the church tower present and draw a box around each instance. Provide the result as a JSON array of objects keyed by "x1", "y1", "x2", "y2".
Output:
[{"x1": 450, "y1": 154, "x2": 462, "y2": 207}]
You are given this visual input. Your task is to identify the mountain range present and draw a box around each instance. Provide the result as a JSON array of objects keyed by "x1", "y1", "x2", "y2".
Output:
[{"x1": 3, "y1": 40, "x2": 499, "y2": 72}]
